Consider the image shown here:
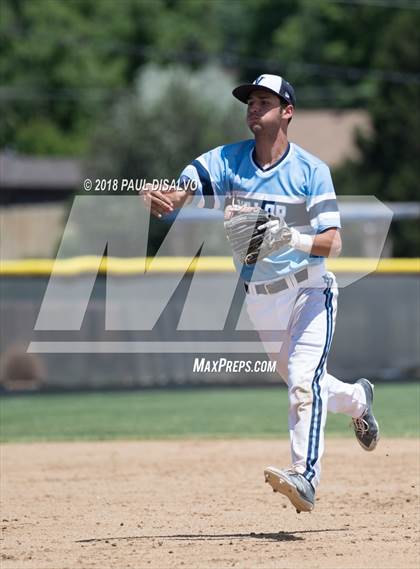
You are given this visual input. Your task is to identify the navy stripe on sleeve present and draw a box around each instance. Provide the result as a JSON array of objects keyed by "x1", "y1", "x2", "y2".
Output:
[
  {"x1": 191, "y1": 159, "x2": 215, "y2": 208},
  {"x1": 308, "y1": 199, "x2": 339, "y2": 220}
]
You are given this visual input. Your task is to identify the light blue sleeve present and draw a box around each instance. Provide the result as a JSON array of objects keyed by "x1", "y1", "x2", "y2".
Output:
[
  {"x1": 178, "y1": 146, "x2": 228, "y2": 209},
  {"x1": 306, "y1": 163, "x2": 341, "y2": 232}
]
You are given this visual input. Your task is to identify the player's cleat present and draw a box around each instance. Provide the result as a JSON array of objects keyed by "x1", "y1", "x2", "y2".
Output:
[
  {"x1": 264, "y1": 466, "x2": 315, "y2": 513},
  {"x1": 351, "y1": 378, "x2": 380, "y2": 451}
]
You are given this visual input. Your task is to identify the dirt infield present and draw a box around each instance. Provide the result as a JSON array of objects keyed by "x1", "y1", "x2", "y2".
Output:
[{"x1": 1, "y1": 439, "x2": 419, "y2": 569}]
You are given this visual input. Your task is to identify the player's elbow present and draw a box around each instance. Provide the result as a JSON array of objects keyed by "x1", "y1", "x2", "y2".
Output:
[{"x1": 329, "y1": 243, "x2": 342, "y2": 258}]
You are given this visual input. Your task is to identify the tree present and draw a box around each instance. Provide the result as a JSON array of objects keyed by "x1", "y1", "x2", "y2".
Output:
[
  {"x1": 240, "y1": 0, "x2": 400, "y2": 107},
  {"x1": 86, "y1": 63, "x2": 248, "y2": 179},
  {"x1": 0, "y1": 0, "x2": 164, "y2": 154},
  {"x1": 334, "y1": 11, "x2": 420, "y2": 256},
  {"x1": 63, "y1": 64, "x2": 248, "y2": 256}
]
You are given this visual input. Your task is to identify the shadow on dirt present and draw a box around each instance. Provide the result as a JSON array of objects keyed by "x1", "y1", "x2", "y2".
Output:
[{"x1": 76, "y1": 528, "x2": 347, "y2": 544}]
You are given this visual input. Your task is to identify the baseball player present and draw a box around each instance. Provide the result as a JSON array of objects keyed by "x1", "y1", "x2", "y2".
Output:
[{"x1": 142, "y1": 74, "x2": 379, "y2": 513}]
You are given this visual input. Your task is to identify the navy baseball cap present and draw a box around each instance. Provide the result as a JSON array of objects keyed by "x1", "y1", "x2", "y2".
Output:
[{"x1": 232, "y1": 74, "x2": 296, "y2": 107}]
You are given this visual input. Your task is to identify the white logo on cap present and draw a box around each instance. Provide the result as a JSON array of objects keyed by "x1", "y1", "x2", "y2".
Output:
[{"x1": 254, "y1": 75, "x2": 266, "y2": 85}]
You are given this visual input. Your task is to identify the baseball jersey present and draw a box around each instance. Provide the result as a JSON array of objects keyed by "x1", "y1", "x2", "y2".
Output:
[{"x1": 178, "y1": 140, "x2": 341, "y2": 282}]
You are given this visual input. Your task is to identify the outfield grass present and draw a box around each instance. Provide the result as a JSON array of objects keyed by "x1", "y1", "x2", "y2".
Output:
[{"x1": 0, "y1": 384, "x2": 419, "y2": 443}]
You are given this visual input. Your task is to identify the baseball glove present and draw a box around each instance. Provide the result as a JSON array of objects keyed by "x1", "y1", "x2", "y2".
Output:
[{"x1": 224, "y1": 205, "x2": 292, "y2": 265}]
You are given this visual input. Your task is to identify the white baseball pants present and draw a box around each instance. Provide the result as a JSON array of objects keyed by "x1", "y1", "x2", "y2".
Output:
[{"x1": 245, "y1": 267, "x2": 367, "y2": 488}]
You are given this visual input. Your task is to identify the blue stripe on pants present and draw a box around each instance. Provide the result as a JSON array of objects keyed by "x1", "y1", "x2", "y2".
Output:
[{"x1": 304, "y1": 277, "x2": 334, "y2": 482}]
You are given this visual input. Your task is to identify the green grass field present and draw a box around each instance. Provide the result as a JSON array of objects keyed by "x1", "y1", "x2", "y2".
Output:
[{"x1": 0, "y1": 384, "x2": 419, "y2": 443}]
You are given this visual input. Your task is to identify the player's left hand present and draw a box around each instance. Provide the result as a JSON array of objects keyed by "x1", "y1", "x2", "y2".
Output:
[
  {"x1": 259, "y1": 217, "x2": 293, "y2": 247},
  {"x1": 224, "y1": 207, "x2": 292, "y2": 265}
]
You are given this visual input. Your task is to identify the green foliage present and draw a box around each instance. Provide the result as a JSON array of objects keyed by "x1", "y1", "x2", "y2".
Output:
[
  {"x1": 334, "y1": 12, "x2": 420, "y2": 256},
  {"x1": 1, "y1": 0, "x2": 419, "y2": 258},
  {"x1": 242, "y1": 0, "x2": 394, "y2": 107},
  {"x1": 2, "y1": 0, "x2": 419, "y2": 154},
  {"x1": 152, "y1": 0, "x2": 233, "y2": 60},
  {"x1": 78, "y1": 64, "x2": 248, "y2": 257},
  {"x1": 1, "y1": 384, "x2": 418, "y2": 442},
  {"x1": 2, "y1": 0, "x2": 398, "y2": 156},
  {"x1": 0, "y1": 0, "x2": 163, "y2": 154},
  {"x1": 86, "y1": 63, "x2": 248, "y2": 180}
]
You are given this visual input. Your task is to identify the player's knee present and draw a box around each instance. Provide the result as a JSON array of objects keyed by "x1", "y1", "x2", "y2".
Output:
[{"x1": 289, "y1": 382, "x2": 313, "y2": 408}]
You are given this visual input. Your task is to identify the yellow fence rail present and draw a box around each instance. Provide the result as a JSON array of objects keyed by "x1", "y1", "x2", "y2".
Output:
[{"x1": 1, "y1": 257, "x2": 419, "y2": 276}]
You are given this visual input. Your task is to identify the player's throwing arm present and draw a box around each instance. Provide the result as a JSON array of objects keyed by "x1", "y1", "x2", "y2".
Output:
[{"x1": 140, "y1": 182, "x2": 193, "y2": 218}]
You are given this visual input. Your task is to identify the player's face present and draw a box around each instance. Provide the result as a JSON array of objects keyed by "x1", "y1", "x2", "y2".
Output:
[{"x1": 246, "y1": 91, "x2": 284, "y2": 133}]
